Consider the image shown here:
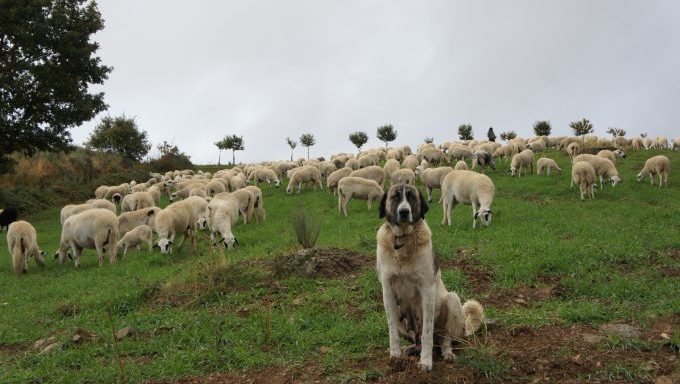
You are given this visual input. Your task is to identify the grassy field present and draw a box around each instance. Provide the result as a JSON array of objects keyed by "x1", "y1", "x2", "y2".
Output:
[{"x1": 0, "y1": 149, "x2": 678, "y2": 383}]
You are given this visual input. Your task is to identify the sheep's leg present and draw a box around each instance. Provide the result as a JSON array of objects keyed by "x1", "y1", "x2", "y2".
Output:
[
  {"x1": 599, "y1": 175, "x2": 604, "y2": 190},
  {"x1": 367, "y1": 196, "x2": 373, "y2": 211},
  {"x1": 471, "y1": 201, "x2": 479, "y2": 229},
  {"x1": 338, "y1": 192, "x2": 344, "y2": 214},
  {"x1": 123, "y1": 245, "x2": 128, "y2": 258},
  {"x1": 95, "y1": 243, "x2": 105, "y2": 266},
  {"x1": 342, "y1": 192, "x2": 352, "y2": 217},
  {"x1": 441, "y1": 194, "x2": 449, "y2": 225},
  {"x1": 427, "y1": 187, "x2": 432, "y2": 203},
  {"x1": 74, "y1": 246, "x2": 83, "y2": 267},
  {"x1": 23, "y1": 253, "x2": 29, "y2": 273}
]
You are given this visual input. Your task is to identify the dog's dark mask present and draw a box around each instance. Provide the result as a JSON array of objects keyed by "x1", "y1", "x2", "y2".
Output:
[{"x1": 379, "y1": 184, "x2": 428, "y2": 224}]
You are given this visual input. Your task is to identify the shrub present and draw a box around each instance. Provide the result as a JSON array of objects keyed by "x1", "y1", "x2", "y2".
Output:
[{"x1": 292, "y1": 209, "x2": 321, "y2": 249}]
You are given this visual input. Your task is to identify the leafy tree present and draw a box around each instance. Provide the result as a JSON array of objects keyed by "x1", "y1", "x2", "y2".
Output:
[
  {"x1": 424, "y1": 137, "x2": 434, "y2": 144},
  {"x1": 216, "y1": 135, "x2": 244, "y2": 165},
  {"x1": 376, "y1": 124, "x2": 397, "y2": 148},
  {"x1": 458, "y1": 124, "x2": 473, "y2": 140},
  {"x1": 349, "y1": 131, "x2": 369, "y2": 151},
  {"x1": 533, "y1": 121, "x2": 552, "y2": 136},
  {"x1": 300, "y1": 133, "x2": 315, "y2": 159},
  {"x1": 86, "y1": 115, "x2": 150, "y2": 161},
  {"x1": 151, "y1": 141, "x2": 193, "y2": 172},
  {"x1": 286, "y1": 137, "x2": 297, "y2": 161},
  {"x1": 0, "y1": 0, "x2": 112, "y2": 174},
  {"x1": 569, "y1": 118, "x2": 594, "y2": 141},
  {"x1": 500, "y1": 131, "x2": 517, "y2": 142},
  {"x1": 606, "y1": 127, "x2": 626, "y2": 137},
  {"x1": 214, "y1": 139, "x2": 226, "y2": 165}
]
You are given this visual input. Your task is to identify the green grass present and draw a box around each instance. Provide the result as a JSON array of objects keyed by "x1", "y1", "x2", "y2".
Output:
[{"x1": 0, "y1": 149, "x2": 678, "y2": 383}]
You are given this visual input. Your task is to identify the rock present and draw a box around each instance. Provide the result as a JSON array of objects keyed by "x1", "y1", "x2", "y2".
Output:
[
  {"x1": 34, "y1": 336, "x2": 57, "y2": 350},
  {"x1": 72, "y1": 328, "x2": 100, "y2": 343},
  {"x1": 38, "y1": 341, "x2": 62, "y2": 355},
  {"x1": 115, "y1": 326, "x2": 138, "y2": 340},
  {"x1": 514, "y1": 298, "x2": 527, "y2": 305},
  {"x1": 599, "y1": 323, "x2": 642, "y2": 338},
  {"x1": 655, "y1": 376, "x2": 673, "y2": 384},
  {"x1": 582, "y1": 333, "x2": 604, "y2": 344}
]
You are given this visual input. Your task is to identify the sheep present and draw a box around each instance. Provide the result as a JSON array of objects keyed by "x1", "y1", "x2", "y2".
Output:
[
  {"x1": 402, "y1": 155, "x2": 419, "y2": 171},
  {"x1": 454, "y1": 160, "x2": 468, "y2": 170},
  {"x1": 189, "y1": 188, "x2": 208, "y2": 199},
  {"x1": 229, "y1": 173, "x2": 247, "y2": 191},
  {"x1": 349, "y1": 165, "x2": 386, "y2": 187},
  {"x1": 337, "y1": 177, "x2": 384, "y2": 216},
  {"x1": 94, "y1": 185, "x2": 109, "y2": 199},
  {"x1": 286, "y1": 165, "x2": 323, "y2": 194},
  {"x1": 672, "y1": 137, "x2": 680, "y2": 151},
  {"x1": 597, "y1": 149, "x2": 626, "y2": 164},
  {"x1": 386, "y1": 148, "x2": 403, "y2": 161},
  {"x1": 528, "y1": 140, "x2": 546, "y2": 153},
  {"x1": 571, "y1": 161, "x2": 596, "y2": 200},
  {"x1": 0, "y1": 207, "x2": 18, "y2": 231},
  {"x1": 153, "y1": 197, "x2": 208, "y2": 254},
  {"x1": 492, "y1": 145, "x2": 512, "y2": 163},
  {"x1": 121, "y1": 191, "x2": 155, "y2": 212},
  {"x1": 56, "y1": 209, "x2": 119, "y2": 266},
  {"x1": 327, "y1": 167, "x2": 353, "y2": 195},
  {"x1": 345, "y1": 158, "x2": 360, "y2": 170},
  {"x1": 358, "y1": 153, "x2": 378, "y2": 168},
  {"x1": 419, "y1": 166, "x2": 453, "y2": 202},
  {"x1": 510, "y1": 149, "x2": 535, "y2": 177},
  {"x1": 118, "y1": 207, "x2": 161, "y2": 236},
  {"x1": 147, "y1": 185, "x2": 162, "y2": 205},
  {"x1": 440, "y1": 170, "x2": 495, "y2": 228},
  {"x1": 447, "y1": 145, "x2": 473, "y2": 162},
  {"x1": 244, "y1": 185, "x2": 266, "y2": 222},
  {"x1": 654, "y1": 136, "x2": 669, "y2": 150},
  {"x1": 248, "y1": 168, "x2": 280, "y2": 188},
  {"x1": 470, "y1": 150, "x2": 496, "y2": 173},
  {"x1": 642, "y1": 137, "x2": 653, "y2": 150},
  {"x1": 566, "y1": 142, "x2": 581, "y2": 159},
  {"x1": 390, "y1": 168, "x2": 416, "y2": 185},
  {"x1": 207, "y1": 195, "x2": 240, "y2": 249},
  {"x1": 206, "y1": 179, "x2": 227, "y2": 197},
  {"x1": 383, "y1": 159, "x2": 401, "y2": 179},
  {"x1": 319, "y1": 162, "x2": 337, "y2": 178},
  {"x1": 116, "y1": 224, "x2": 153, "y2": 258},
  {"x1": 536, "y1": 158, "x2": 562, "y2": 176},
  {"x1": 636, "y1": 155, "x2": 670, "y2": 187},
  {"x1": 420, "y1": 147, "x2": 445, "y2": 165},
  {"x1": 630, "y1": 137, "x2": 643, "y2": 150},
  {"x1": 104, "y1": 185, "x2": 128, "y2": 202},
  {"x1": 213, "y1": 190, "x2": 255, "y2": 224},
  {"x1": 572, "y1": 154, "x2": 622, "y2": 188},
  {"x1": 131, "y1": 184, "x2": 147, "y2": 193},
  {"x1": 60, "y1": 200, "x2": 117, "y2": 225},
  {"x1": 275, "y1": 161, "x2": 298, "y2": 178},
  {"x1": 7, "y1": 221, "x2": 45, "y2": 275}
]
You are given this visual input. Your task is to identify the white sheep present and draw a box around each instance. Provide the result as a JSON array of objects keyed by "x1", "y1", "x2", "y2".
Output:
[
  {"x1": 349, "y1": 165, "x2": 386, "y2": 187},
  {"x1": 470, "y1": 150, "x2": 495, "y2": 173},
  {"x1": 206, "y1": 179, "x2": 227, "y2": 197},
  {"x1": 249, "y1": 168, "x2": 281, "y2": 188},
  {"x1": 326, "y1": 167, "x2": 353, "y2": 195},
  {"x1": 642, "y1": 137, "x2": 653, "y2": 150},
  {"x1": 147, "y1": 185, "x2": 162, "y2": 205},
  {"x1": 213, "y1": 190, "x2": 255, "y2": 224},
  {"x1": 654, "y1": 136, "x2": 669, "y2": 150},
  {"x1": 383, "y1": 159, "x2": 401, "y2": 179},
  {"x1": 116, "y1": 224, "x2": 153, "y2": 258},
  {"x1": 154, "y1": 202, "x2": 194, "y2": 254},
  {"x1": 390, "y1": 169, "x2": 415, "y2": 186},
  {"x1": 61, "y1": 200, "x2": 117, "y2": 225},
  {"x1": 7, "y1": 220, "x2": 45, "y2": 275},
  {"x1": 244, "y1": 185, "x2": 266, "y2": 222},
  {"x1": 320, "y1": 162, "x2": 337, "y2": 178},
  {"x1": 420, "y1": 147, "x2": 445, "y2": 165},
  {"x1": 528, "y1": 140, "x2": 546, "y2": 152},
  {"x1": 121, "y1": 191, "x2": 155, "y2": 212},
  {"x1": 440, "y1": 170, "x2": 495, "y2": 228},
  {"x1": 672, "y1": 137, "x2": 680, "y2": 151},
  {"x1": 118, "y1": 207, "x2": 161, "y2": 236},
  {"x1": 229, "y1": 173, "x2": 247, "y2": 191},
  {"x1": 419, "y1": 166, "x2": 453, "y2": 202},
  {"x1": 510, "y1": 149, "x2": 535, "y2": 177},
  {"x1": 56, "y1": 209, "x2": 119, "y2": 266},
  {"x1": 572, "y1": 154, "x2": 622, "y2": 188},
  {"x1": 571, "y1": 161, "x2": 596, "y2": 200},
  {"x1": 207, "y1": 195, "x2": 240, "y2": 249},
  {"x1": 566, "y1": 142, "x2": 581, "y2": 160},
  {"x1": 337, "y1": 177, "x2": 384, "y2": 216},
  {"x1": 536, "y1": 158, "x2": 562, "y2": 176},
  {"x1": 597, "y1": 149, "x2": 626, "y2": 164},
  {"x1": 401, "y1": 155, "x2": 419, "y2": 171},
  {"x1": 286, "y1": 165, "x2": 323, "y2": 194},
  {"x1": 454, "y1": 161, "x2": 468, "y2": 170},
  {"x1": 636, "y1": 155, "x2": 670, "y2": 187}
]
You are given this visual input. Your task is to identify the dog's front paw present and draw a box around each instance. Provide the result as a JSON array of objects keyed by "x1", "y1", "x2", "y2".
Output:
[
  {"x1": 389, "y1": 348, "x2": 402, "y2": 358},
  {"x1": 417, "y1": 358, "x2": 432, "y2": 371},
  {"x1": 442, "y1": 351, "x2": 456, "y2": 361}
]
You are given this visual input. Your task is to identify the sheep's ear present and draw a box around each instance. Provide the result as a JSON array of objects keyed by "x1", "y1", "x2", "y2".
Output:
[
  {"x1": 474, "y1": 212, "x2": 479, "y2": 219},
  {"x1": 40, "y1": 251, "x2": 46, "y2": 256},
  {"x1": 233, "y1": 237, "x2": 239, "y2": 245},
  {"x1": 53, "y1": 252, "x2": 59, "y2": 260},
  {"x1": 67, "y1": 252, "x2": 73, "y2": 261},
  {"x1": 487, "y1": 210, "x2": 494, "y2": 215},
  {"x1": 419, "y1": 191, "x2": 429, "y2": 219},
  {"x1": 378, "y1": 192, "x2": 388, "y2": 218},
  {"x1": 168, "y1": 240, "x2": 173, "y2": 245},
  {"x1": 153, "y1": 243, "x2": 160, "y2": 248}
]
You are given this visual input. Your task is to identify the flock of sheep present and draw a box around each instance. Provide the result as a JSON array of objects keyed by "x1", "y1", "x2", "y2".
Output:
[{"x1": 3, "y1": 133, "x2": 676, "y2": 275}]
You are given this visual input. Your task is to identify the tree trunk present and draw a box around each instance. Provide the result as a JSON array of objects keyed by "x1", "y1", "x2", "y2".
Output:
[
  {"x1": 232, "y1": 150, "x2": 236, "y2": 165},
  {"x1": 218, "y1": 150, "x2": 221, "y2": 165},
  {"x1": 385, "y1": 141, "x2": 388, "y2": 148},
  {"x1": 290, "y1": 150, "x2": 293, "y2": 162},
  {"x1": 307, "y1": 146, "x2": 310, "y2": 160}
]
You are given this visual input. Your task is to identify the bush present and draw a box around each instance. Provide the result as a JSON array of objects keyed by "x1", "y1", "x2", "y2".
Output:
[{"x1": 292, "y1": 210, "x2": 321, "y2": 249}]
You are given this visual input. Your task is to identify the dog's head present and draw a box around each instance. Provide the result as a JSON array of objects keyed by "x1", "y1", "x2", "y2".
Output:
[{"x1": 379, "y1": 184, "x2": 428, "y2": 225}]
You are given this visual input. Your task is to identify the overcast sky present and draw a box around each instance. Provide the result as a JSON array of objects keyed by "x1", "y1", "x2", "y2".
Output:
[{"x1": 72, "y1": 0, "x2": 680, "y2": 164}]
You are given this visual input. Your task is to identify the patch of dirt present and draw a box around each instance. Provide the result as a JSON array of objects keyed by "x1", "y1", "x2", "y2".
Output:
[
  {"x1": 446, "y1": 248, "x2": 493, "y2": 292},
  {"x1": 484, "y1": 283, "x2": 564, "y2": 309},
  {"x1": 0, "y1": 342, "x2": 29, "y2": 355},
  {"x1": 518, "y1": 193, "x2": 552, "y2": 206},
  {"x1": 269, "y1": 247, "x2": 373, "y2": 278}
]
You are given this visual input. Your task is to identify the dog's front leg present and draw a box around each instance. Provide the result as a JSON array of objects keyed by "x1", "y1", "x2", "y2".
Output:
[
  {"x1": 419, "y1": 283, "x2": 436, "y2": 371},
  {"x1": 380, "y1": 279, "x2": 402, "y2": 357}
]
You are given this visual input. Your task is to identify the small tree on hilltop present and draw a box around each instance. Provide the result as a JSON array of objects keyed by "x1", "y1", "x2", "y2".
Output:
[
  {"x1": 286, "y1": 137, "x2": 297, "y2": 161},
  {"x1": 500, "y1": 131, "x2": 517, "y2": 142},
  {"x1": 376, "y1": 124, "x2": 397, "y2": 148},
  {"x1": 300, "y1": 133, "x2": 315, "y2": 159},
  {"x1": 458, "y1": 124, "x2": 473, "y2": 140},
  {"x1": 214, "y1": 138, "x2": 227, "y2": 165},
  {"x1": 606, "y1": 127, "x2": 626, "y2": 137},
  {"x1": 86, "y1": 115, "x2": 151, "y2": 162},
  {"x1": 533, "y1": 120, "x2": 552, "y2": 136},
  {"x1": 570, "y1": 118, "x2": 594, "y2": 142},
  {"x1": 349, "y1": 131, "x2": 369, "y2": 151},
  {"x1": 217, "y1": 135, "x2": 244, "y2": 165},
  {"x1": 153, "y1": 141, "x2": 193, "y2": 172},
  {"x1": 424, "y1": 136, "x2": 434, "y2": 144}
]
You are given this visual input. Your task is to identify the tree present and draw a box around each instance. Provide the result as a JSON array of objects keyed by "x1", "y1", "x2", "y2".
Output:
[
  {"x1": 376, "y1": 124, "x2": 397, "y2": 148},
  {"x1": 86, "y1": 115, "x2": 150, "y2": 161},
  {"x1": 533, "y1": 121, "x2": 552, "y2": 136},
  {"x1": 424, "y1": 137, "x2": 434, "y2": 144},
  {"x1": 606, "y1": 127, "x2": 626, "y2": 137},
  {"x1": 349, "y1": 131, "x2": 369, "y2": 151},
  {"x1": 500, "y1": 131, "x2": 517, "y2": 142},
  {"x1": 286, "y1": 137, "x2": 297, "y2": 161},
  {"x1": 0, "y1": 0, "x2": 112, "y2": 174},
  {"x1": 569, "y1": 118, "x2": 594, "y2": 141},
  {"x1": 151, "y1": 141, "x2": 193, "y2": 172},
  {"x1": 214, "y1": 139, "x2": 226, "y2": 165},
  {"x1": 300, "y1": 133, "x2": 315, "y2": 159},
  {"x1": 216, "y1": 135, "x2": 244, "y2": 165},
  {"x1": 458, "y1": 124, "x2": 473, "y2": 140}
]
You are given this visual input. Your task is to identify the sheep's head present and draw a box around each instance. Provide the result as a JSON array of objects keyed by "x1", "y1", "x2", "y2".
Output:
[
  {"x1": 169, "y1": 192, "x2": 177, "y2": 201},
  {"x1": 474, "y1": 209, "x2": 494, "y2": 227},
  {"x1": 196, "y1": 216, "x2": 208, "y2": 230},
  {"x1": 286, "y1": 185, "x2": 293, "y2": 194},
  {"x1": 510, "y1": 167, "x2": 517, "y2": 177},
  {"x1": 557, "y1": 167, "x2": 563, "y2": 175},
  {"x1": 636, "y1": 172, "x2": 644, "y2": 183},
  {"x1": 274, "y1": 179, "x2": 281, "y2": 187},
  {"x1": 614, "y1": 150, "x2": 626, "y2": 158},
  {"x1": 610, "y1": 176, "x2": 622, "y2": 186},
  {"x1": 156, "y1": 238, "x2": 173, "y2": 254}
]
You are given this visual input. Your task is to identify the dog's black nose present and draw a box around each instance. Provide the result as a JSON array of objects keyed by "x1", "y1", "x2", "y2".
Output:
[{"x1": 398, "y1": 208, "x2": 410, "y2": 219}]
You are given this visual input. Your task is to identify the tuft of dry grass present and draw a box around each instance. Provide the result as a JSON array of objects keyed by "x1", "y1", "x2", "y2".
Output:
[{"x1": 292, "y1": 209, "x2": 321, "y2": 249}]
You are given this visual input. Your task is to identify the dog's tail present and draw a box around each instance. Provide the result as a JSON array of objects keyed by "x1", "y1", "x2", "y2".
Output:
[{"x1": 462, "y1": 300, "x2": 484, "y2": 337}]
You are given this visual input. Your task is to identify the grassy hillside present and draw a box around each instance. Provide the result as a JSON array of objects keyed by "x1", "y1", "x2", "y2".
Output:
[{"x1": 0, "y1": 149, "x2": 678, "y2": 383}]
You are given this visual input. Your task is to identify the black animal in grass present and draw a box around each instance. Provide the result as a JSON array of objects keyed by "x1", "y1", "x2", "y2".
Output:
[{"x1": 0, "y1": 207, "x2": 18, "y2": 231}]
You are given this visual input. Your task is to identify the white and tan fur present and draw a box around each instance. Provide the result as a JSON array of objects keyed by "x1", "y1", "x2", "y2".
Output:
[
  {"x1": 116, "y1": 224, "x2": 153, "y2": 258},
  {"x1": 56, "y1": 209, "x2": 119, "y2": 266},
  {"x1": 337, "y1": 177, "x2": 384, "y2": 216},
  {"x1": 7, "y1": 221, "x2": 45, "y2": 275}
]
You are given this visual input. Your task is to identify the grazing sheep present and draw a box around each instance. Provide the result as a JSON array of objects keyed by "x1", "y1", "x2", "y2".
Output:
[
  {"x1": 0, "y1": 207, "x2": 18, "y2": 231},
  {"x1": 345, "y1": 158, "x2": 360, "y2": 170},
  {"x1": 147, "y1": 185, "x2": 162, "y2": 205},
  {"x1": 94, "y1": 185, "x2": 109, "y2": 199},
  {"x1": 56, "y1": 209, "x2": 119, "y2": 266},
  {"x1": 566, "y1": 142, "x2": 581, "y2": 159},
  {"x1": 597, "y1": 149, "x2": 626, "y2": 164},
  {"x1": 189, "y1": 188, "x2": 208, "y2": 199},
  {"x1": 419, "y1": 166, "x2": 454, "y2": 202},
  {"x1": 244, "y1": 185, "x2": 266, "y2": 222},
  {"x1": 390, "y1": 168, "x2": 416, "y2": 186},
  {"x1": 116, "y1": 224, "x2": 153, "y2": 258},
  {"x1": 528, "y1": 140, "x2": 546, "y2": 152},
  {"x1": 320, "y1": 162, "x2": 337, "y2": 178},
  {"x1": 636, "y1": 155, "x2": 670, "y2": 187},
  {"x1": 7, "y1": 221, "x2": 45, "y2": 275},
  {"x1": 402, "y1": 155, "x2": 419, "y2": 171},
  {"x1": 206, "y1": 179, "x2": 227, "y2": 197},
  {"x1": 447, "y1": 145, "x2": 473, "y2": 162},
  {"x1": 121, "y1": 191, "x2": 155, "y2": 212},
  {"x1": 654, "y1": 136, "x2": 669, "y2": 150},
  {"x1": 118, "y1": 207, "x2": 161, "y2": 236},
  {"x1": 630, "y1": 137, "x2": 643, "y2": 150},
  {"x1": 154, "y1": 202, "x2": 194, "y2": 254},
  {"x1": 327, "y1": 167, "x2": 353, "y2": 195},
  {"x1": 207, "y1": 196, "x2": 240, "y2": 249},
  {"x1": 358, "y1": 153, "x2": 379, "y2": 168},
  {"x1": 470, "y1": 150, "x2": 496, "y2": 173},
  {"x1": 386, "y1": 148, "x2": 403, "y2": 162},
  {"x1": 61, "y1": 200, "x2": 117, "y2": 225},
  {"x1": 454, "y1": 161, "x2": 468, "y2": 170},
  {"x1": 642, "y1": 137, "x2": 653, "y2": 150},
  {"x1": 492, "y1": 145, "x2": 512, "y2": 163},
  {"x1": 536, "y1": 158, "x2": 562, "y2": 176},
  {"x1": 571, "y1": 161, "x2": 596, "y2": 200},
  {"x1": 229, "y1": 173, "x2": 247, "y2": 191},
  {"x1": 131, "y1": 184, "x2": 147, "y2": 193},
  {"x1": 104, "y1": 185, "x2": 128, "y2": 202},
  {"x1": 337, "y1": 177, "x2": 384, "y2": 216},
  {"x1": 672, "y1": 137, "x2": 680, "y2": 151},
  {"x1": 249, "y1": 168, "x2": 280, "y2": 188},
  {"x1": 572, "y1": 154, "x2": 622, "y2": 188},
  {"x1": 420, "y1": 147, "x2": 445, "y2": 165},
  {"x1": 286, "y1": 165, "x2": 323, "y2": 194},
  {"x1": 349, "y1": 165, "x2": 386, "y2": 187},
  {"x1": 440, "y1": 170, "x2": 495, "y2": 228},
  {"x1": 213, "y1": 190, "x2": 255, "y2": 224},
  {"x1": 510, "y1": 149, "x2": 535, "y2": 177},
  {"x1": 383, "y1": 159, "x2": 401, "y2": 179},
  {"x1": 275, "y1": 161, "x2": 298, "y2": 178}
]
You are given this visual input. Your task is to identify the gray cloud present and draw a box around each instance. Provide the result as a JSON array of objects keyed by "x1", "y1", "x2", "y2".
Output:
[{"x1": 73, "y1": 0, "x2": 680, "y2": 164}]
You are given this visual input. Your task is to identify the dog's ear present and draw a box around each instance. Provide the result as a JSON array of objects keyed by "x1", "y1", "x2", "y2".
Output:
[
  {"x1": 419, "y1": 190, "x2": 429, "y2": 219},
  {"x1": 378, "y1": 192, "x2": 388, "y2": 219}
]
